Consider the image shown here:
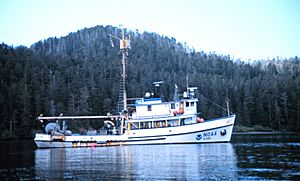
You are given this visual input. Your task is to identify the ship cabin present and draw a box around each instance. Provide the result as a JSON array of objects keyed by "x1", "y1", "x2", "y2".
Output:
[{"x1": 127, "y1": 87, "x2": 200, "y2": 130}]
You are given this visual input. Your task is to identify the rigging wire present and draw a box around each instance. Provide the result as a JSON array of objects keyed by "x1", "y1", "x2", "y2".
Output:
[{"x1": 199, "y1": 94, "x2": 234, "y2": 115}]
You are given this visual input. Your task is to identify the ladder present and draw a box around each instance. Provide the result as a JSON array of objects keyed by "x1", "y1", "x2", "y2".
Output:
[{"x1": 117, "y1": 77, "x2": 124, "y2": 113}]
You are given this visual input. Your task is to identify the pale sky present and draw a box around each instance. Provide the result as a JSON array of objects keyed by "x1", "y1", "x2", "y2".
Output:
[{"x1": 1, "y1": 0, "x2": 300, "y2": 60}]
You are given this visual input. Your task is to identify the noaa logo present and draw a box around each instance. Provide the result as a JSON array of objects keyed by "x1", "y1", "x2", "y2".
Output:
[
  {"x1": 220, "y1": 129, "x2": 227, "y2": 136},
  {"x1": 196, "y1": 134, "x2": 202, "y2": 140}
]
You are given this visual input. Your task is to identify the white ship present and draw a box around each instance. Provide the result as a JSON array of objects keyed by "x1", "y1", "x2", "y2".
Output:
[{"x1": 34, "y1": 30, "x2": 236, "y2": 148}]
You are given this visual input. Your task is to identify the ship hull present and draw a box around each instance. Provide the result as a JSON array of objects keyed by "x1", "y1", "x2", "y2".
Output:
[{"x1": 34, "y1": 115, "x2": 235, "y2": 148}]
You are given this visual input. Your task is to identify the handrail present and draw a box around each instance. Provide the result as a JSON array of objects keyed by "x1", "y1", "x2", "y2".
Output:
[{"x1": 37, "y1": 115, "x2": 119, "y2": 121}]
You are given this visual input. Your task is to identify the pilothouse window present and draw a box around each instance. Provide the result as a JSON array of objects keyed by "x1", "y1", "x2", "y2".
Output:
[
  {"x1": 186, "y1": 102, "x2": 190, "y2": 107},
  {"x1": 147, "y1": 105, "x2": 152, "y2": 111},
  {"x1": 191, "y1": 102, "x2": 195, "y2": 107},
  {"x1": 171, "y1": 103, "x2": 175, "y2": 109}
]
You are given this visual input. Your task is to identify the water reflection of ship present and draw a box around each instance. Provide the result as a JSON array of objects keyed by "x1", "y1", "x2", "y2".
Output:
[{"x1": 35, "y1": 144, "x2": 237, "y2": 180}]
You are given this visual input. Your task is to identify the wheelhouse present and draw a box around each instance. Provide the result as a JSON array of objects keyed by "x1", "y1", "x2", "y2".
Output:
[{"x1": 126, "y1": 86, "x2": 200, "y2": 130}]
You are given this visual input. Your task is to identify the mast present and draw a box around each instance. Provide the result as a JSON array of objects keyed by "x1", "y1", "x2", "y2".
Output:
[
  {"x1": 109, "y1": 28, "x2": 130, "y2": 135},
  {"x1": 109, "y1": 28, "x2": 131, "y2": 112},
  {"x1": 226, "y1": 101, "x2": 230, "y2": 116},
  {"x1": 186, "y1": 76, "x2": 189, "y2": 93},
  {"x1": 120, "y1": 29, "x2": 128, "y2": 111}
]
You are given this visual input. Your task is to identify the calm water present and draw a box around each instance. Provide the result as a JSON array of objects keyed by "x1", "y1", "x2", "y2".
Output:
[{"x1": 0, "y1": 134, "x2": 299, "y2": 180}]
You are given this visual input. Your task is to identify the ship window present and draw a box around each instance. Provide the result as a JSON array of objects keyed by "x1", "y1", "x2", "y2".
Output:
[
  {"x1": 147, "y1": 105, "x2": 152, "y2": 111},
  {"x1": 141, "y1": 122, "x2": 151, "y2": 129},
  {"x1": 186, "y1": 102, "x2": 190, "y2": 107},
  {"x1": 191, "y1": 102, "x2": 195, "y2": 107},
  {"x1": 171, "y1": 103, "x2": 175, "y2": 109}
]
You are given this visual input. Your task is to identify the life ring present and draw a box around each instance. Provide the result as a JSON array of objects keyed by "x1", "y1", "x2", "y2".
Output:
[
  {"x1": 179, "y1": 108, "x2": 184, "y2": 114},
  {"x1": 196, "y1": 118, "x2": 204, "y2": 123}
]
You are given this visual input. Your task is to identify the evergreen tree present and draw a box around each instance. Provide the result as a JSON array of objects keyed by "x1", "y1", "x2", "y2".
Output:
[{"x1": 0, "y1": 25, "x2": 300, "y2": 139}]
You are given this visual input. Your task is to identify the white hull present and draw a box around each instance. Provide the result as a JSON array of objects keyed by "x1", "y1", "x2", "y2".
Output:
[{"x1": 34, "y1": 115, "x2": 235, "y2": 148}]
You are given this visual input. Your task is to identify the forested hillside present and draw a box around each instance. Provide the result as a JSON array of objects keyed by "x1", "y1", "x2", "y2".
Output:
[{"x1": 1, "y1": 25, "x2": 299, "y2": 139}]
